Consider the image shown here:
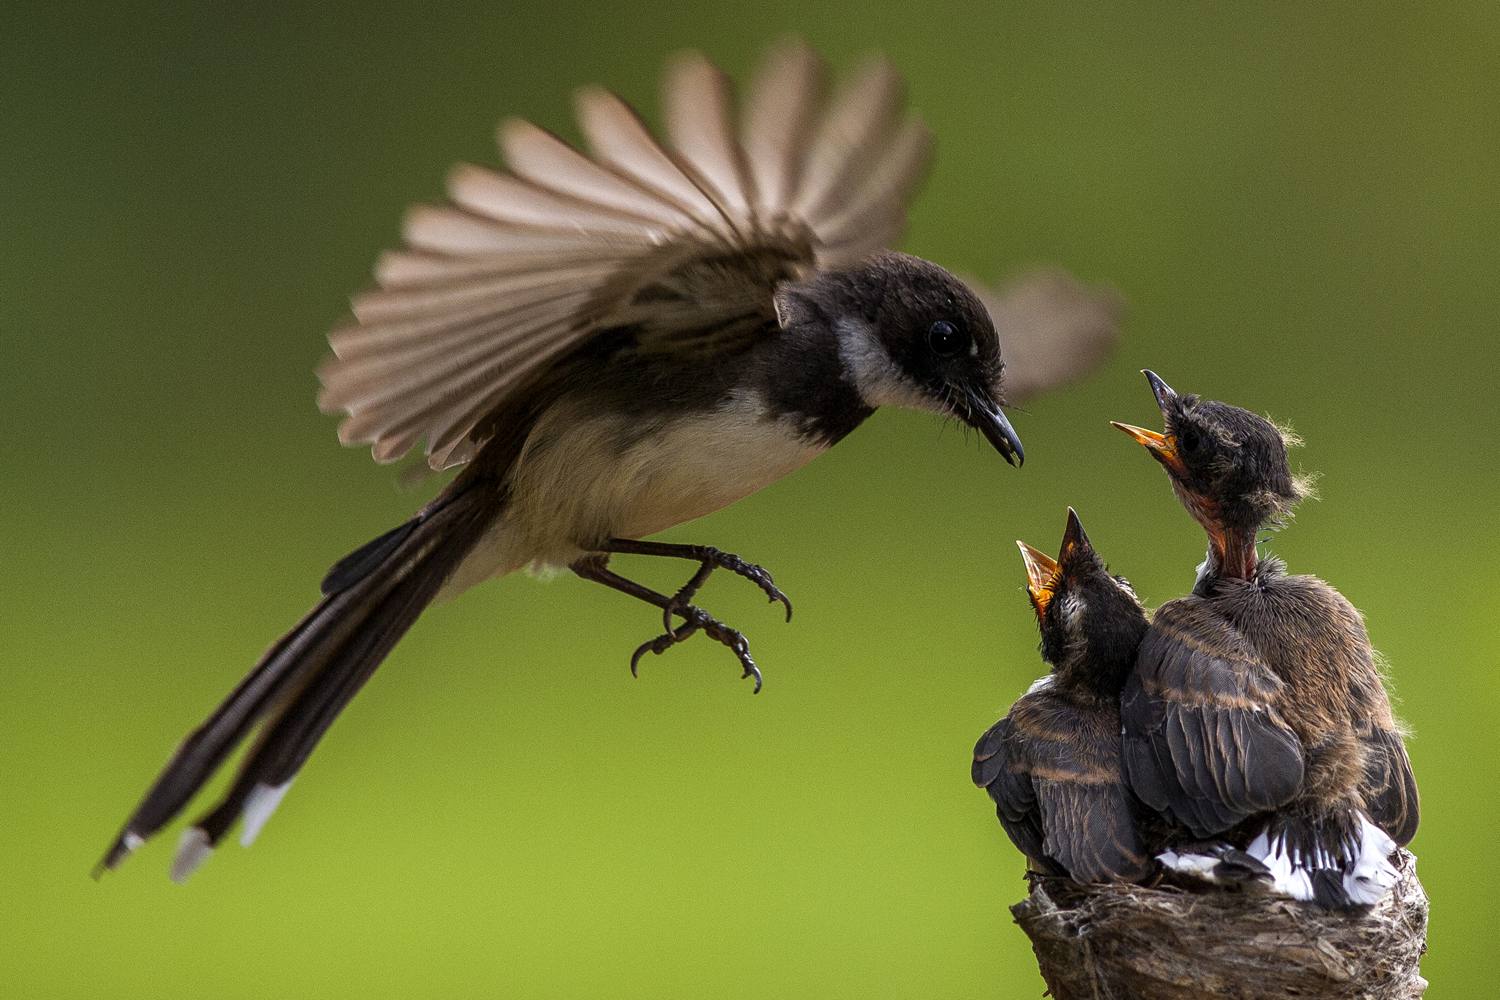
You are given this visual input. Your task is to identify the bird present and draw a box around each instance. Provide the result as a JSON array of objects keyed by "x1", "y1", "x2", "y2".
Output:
[
  {"x1": 1111, "y1": 370, "x2": 1418, "y2": 907},
  {"x1": 97, "y1": 40, "x2": 1124, "y2": 882},
  {"x1": 971, "y1": 508, "x2": 1154, "y2": 884}
]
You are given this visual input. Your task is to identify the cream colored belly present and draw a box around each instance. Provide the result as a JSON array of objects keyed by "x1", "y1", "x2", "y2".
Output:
[{"x1": 441, "y1": 392, "x2": 826, "y2": 596}]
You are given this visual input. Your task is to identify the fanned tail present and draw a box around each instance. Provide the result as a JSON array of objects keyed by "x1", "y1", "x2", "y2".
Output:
[
  {"x1": 1245, "y1": 809, "x2": 1399, "y2": 908},
  {"x1": 97, "y1": 484, "x2": 496, "y2": 880}
]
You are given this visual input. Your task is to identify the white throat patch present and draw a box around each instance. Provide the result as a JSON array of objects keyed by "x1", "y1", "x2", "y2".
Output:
[{"x1": 835, "y1": 318, "x2": 940, "y2": 414}]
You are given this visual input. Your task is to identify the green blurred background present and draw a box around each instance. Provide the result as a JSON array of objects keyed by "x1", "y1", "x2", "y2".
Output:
[{"x1": 4, "y1": 2, "x2": 1496, "y2": 996}]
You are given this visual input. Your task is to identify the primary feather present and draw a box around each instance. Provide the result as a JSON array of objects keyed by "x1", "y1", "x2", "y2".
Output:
[{"x1": 320, "y1": 39, "x2": 937, "y2": 471}]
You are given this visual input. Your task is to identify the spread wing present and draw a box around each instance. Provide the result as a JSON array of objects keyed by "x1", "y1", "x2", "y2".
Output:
[
  {"x1": 1358, "y1": 722, "x2": 1419, "y2": 847},
  {"x1": 973, "y1": 689, "x2": 1150, "y2": 883},
  {"x1": 1121, "y1": 600, "x2": 1305, "y2": 839},
  {"x1": 969, "y1": 270, "x2": 1124, "y2": 405},
  {"x1": 317, "y1": 40, "x2": 932, "y2": 469}
]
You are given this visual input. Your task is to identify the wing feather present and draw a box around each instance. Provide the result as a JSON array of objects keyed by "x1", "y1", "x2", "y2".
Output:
[
  {"x1": 402, "y1": 205, "x2": 627, "y2": 256},
  {"x1": 372, "y1": 248, "x2": 623, "y2": 288},
  {"x1": 814, "y1": 117, "x2": 932, "y2": 258},
  {"x1": 330, "y1": 307, "x2": 591, "y2": 439},
  {"x1": 574, "y1": 86, "x2": 733, "y2": 238},
  {"x1": 1122, "y1": 599, "x2": 1305, "y2": 839},
  {"x1": 498, "y1": 118, "x2": 699, "y2": 228},
  {"x1": 974, "y1": 690, "x2": 1149, "y2": 883},
  {"x1": 663, "y1": 52, "x2": 755, "y2": 221},
  {"x1": 321, "y1": 42, "x2": 933, "y2": 466},
  {"x1": 348, "y1": 262, "x2": 615, "y2": 326},
  {"x1": 326, "y1": 282, "x2": 599, "y2": 369},
  {"x1": 1037, "y1": 780, "x2": 1151, "y2": 884},
  {"x1": 741, "y1": 38, "x2": 826, "y2": 223},
  {"x1": 972, "y1": 715, "x2": 1050, "y2": 872},
  {"x1": 792, "y1": 56, "x2": 905, "y2": 227},
  {"x1": 446, "y1": 162, "x2": 668, "y2": 237},
  {"x1": 968, "y1": 271, "x2": 1124, "y2": 405},
  {"x1": 1359, "y1": 724, "x2": 1419, "y2": 847}
]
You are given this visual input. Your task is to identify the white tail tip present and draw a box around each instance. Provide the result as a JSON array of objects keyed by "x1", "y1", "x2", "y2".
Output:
[
  {"x1": 170, "y1": 828, "x2": 214, "y2": 884},
  {"x1": 1247, "y1": 813, "x2": 1400, "y2": 906},
  {"x1": 240, "y1": 781, "x2": 293, "y2": 847},
  {"x1": 1344, "y1": 815, "x2": 1399, "y2": 905},
  {"x1": 1157, "y1": 848, "x2": 1225, "y2": 879}
]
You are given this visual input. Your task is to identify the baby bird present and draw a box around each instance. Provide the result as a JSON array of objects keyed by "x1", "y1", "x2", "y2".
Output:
[
  {"x1": 1112, "y1": 371, "x2": 1418, "y2": 907},
  {"x1": 972, "y1": 509, "x2": 1153, "y2": 884}
]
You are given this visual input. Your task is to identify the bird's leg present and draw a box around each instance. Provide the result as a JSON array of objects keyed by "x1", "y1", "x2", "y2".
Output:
[
  {"x1": 596, "y1": 538, "x2": 794, "y2": 624},
  {"x1": 570, "y1": 554, "x2": 764, "y2": 693}
]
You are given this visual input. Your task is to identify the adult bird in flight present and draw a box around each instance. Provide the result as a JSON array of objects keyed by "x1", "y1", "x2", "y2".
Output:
[{"x1": 99, "y1": 40, "x2": 1121, "y2": 881}]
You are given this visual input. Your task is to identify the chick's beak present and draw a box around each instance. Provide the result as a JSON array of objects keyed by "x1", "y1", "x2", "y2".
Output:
[
  {"x1": 1111, "y1": 370, "x2": 1183, "y2": 473},
  {"x1": 963, "y1": 389, "x2": 1024, "y2": 467},
  {"x1": 1060, "y1": 507, "x2": 1091, "y2": 563},
  {"x1": 1016, "y1": 540, "x2": 1060, "y2": 612},
  {"x1": 1110, "y1": 420, "x2": 1181, "y2": 467},
  {"x1": 1142, "y1": 369, "x2": 1177, "y2": 415}
]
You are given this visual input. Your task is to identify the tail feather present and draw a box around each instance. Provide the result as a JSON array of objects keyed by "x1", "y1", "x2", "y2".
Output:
[
  {"x1": 1157, "y1": 841, "x2": 1272, "y2": 887},
  {"x1": 98, "y1": 484, "x2": 494, "y2": 879},
  {"x1": 1245, "y1": 809, "x2": 1398, "y2": 908}
]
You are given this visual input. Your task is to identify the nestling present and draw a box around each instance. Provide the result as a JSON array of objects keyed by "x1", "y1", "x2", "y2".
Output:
[
  {"x1": 972, "y1": 509, "x2": 1153, "y2": 884},
  {"x1": 1113, "y1": 371, "x2": 1418, "y2": 907}
]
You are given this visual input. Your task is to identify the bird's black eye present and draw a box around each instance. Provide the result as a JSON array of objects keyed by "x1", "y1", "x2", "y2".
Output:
[
  {"x1": 1178, "y1": 425, "x2": 1203, "y2": 457},
  {"x1": 927, "y1": 319, "x2": 967, "y2": 357}
]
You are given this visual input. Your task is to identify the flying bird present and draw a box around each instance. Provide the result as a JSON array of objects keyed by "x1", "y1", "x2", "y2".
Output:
[
  {"x1": 1112, "y1": 371, "x2": 1418, "y2": 907},
  {"x1": 98, "y1": 41, "x2": 1122, "y2": 881},
  {"x1": 972, "y1": 509, "x2": 1153, "y2": 884}
]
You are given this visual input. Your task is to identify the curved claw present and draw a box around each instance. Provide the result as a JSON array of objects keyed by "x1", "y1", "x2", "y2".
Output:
[
  {"x1": 628, "y1": 604, "x2": 767, "y2": 693},
  {"x1": 629, "y1": 639, "x2": 651, "y2": 678},
  {"x1": 701, "y1": 550, "x2": 793, "y2": 624},
  {"x1": 774, "y1": 593, "x2": 793, "y2": 623}
]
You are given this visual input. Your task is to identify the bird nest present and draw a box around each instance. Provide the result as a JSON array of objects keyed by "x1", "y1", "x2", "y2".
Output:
[{"x1": 1011, "y1": 850, "x2": 1427, "y2": 999}]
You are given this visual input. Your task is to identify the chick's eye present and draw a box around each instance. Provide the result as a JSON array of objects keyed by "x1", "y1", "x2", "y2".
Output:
[
  {"x1": 927, "y1": 319, "x2": 967, "y2": 357},
  {"x1": 1178, "y1": 426, "x2": 1203, "y2": 456}
]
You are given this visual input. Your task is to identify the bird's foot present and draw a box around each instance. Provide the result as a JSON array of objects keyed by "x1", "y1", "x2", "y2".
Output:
[
  {"x1": 631, "y1": 604, "x2": 763, "y2": 693},
  {"x1": 598, "y1": 538, "x2": 793, "y2": 627},
  {"x1": 655, "y1": 548, "x2": 792, "y2": 631},
  {"x1": 700, "y1": 548, "x2": 794, "y2": 622}
]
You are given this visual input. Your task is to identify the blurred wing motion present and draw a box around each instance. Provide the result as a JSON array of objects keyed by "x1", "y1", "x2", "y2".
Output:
[
  {"x1": 1121, "y1": 600, "x2": 1305, "y2": 839},
  {"x1": 971, "y1": 270, "x2": 1124, "y2": 405},
  {"x1": 318, "y1": 39, "x2": 933, "y2": 470},
  {"x1": 973, "y1": 690, "x2": 1151, "y2": 883}
]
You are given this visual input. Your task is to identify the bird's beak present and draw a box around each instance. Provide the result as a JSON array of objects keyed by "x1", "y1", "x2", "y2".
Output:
[
  {"x1": 1059, "y1": 507, "x2": 1091, "y2": 563},
  {"x1": 1016, "y1": 540, "x2": 1060, "y2": 613},
  {"x1": 963, "y1": 390, "x2": 1024, "y2": 467},
  {"x1": 1110, "y1": 421, "x2": 1182, "y2": 469},
  {"x1": 1143, "y1": 369, "x2": 1176, "y2": 415},
  {"x1": 1110, "y1": 370, "x2": 1182, "y2": 473}
]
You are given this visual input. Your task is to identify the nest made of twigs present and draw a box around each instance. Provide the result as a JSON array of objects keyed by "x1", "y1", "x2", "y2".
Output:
[{"x1": 1010, "y1": 850, "x2": 1428, "y2": 1000}]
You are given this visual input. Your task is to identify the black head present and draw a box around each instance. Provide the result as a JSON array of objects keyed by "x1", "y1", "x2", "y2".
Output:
[
  {"x1": 1112, "y1": 370, "x2": 1306, "y2": 546},
  {"x1": 1016, "y1": 508, "x2": 1148, "y2": 694},
  {"x1": 778, "y1": 251, "x2": 1023, "y2": 465}
]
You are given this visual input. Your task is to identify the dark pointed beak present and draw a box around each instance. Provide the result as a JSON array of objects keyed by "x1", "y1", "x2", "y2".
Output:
[
  {"x1": 963, "y1": 390, "x2": 1024, "y2": 467},
  {"x1": 1142, "y1": 369, "x2": 1176, "y2": 415},
  {"x1": 1060, "y1": 507, "x2": 1092, "y2": 563}
]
